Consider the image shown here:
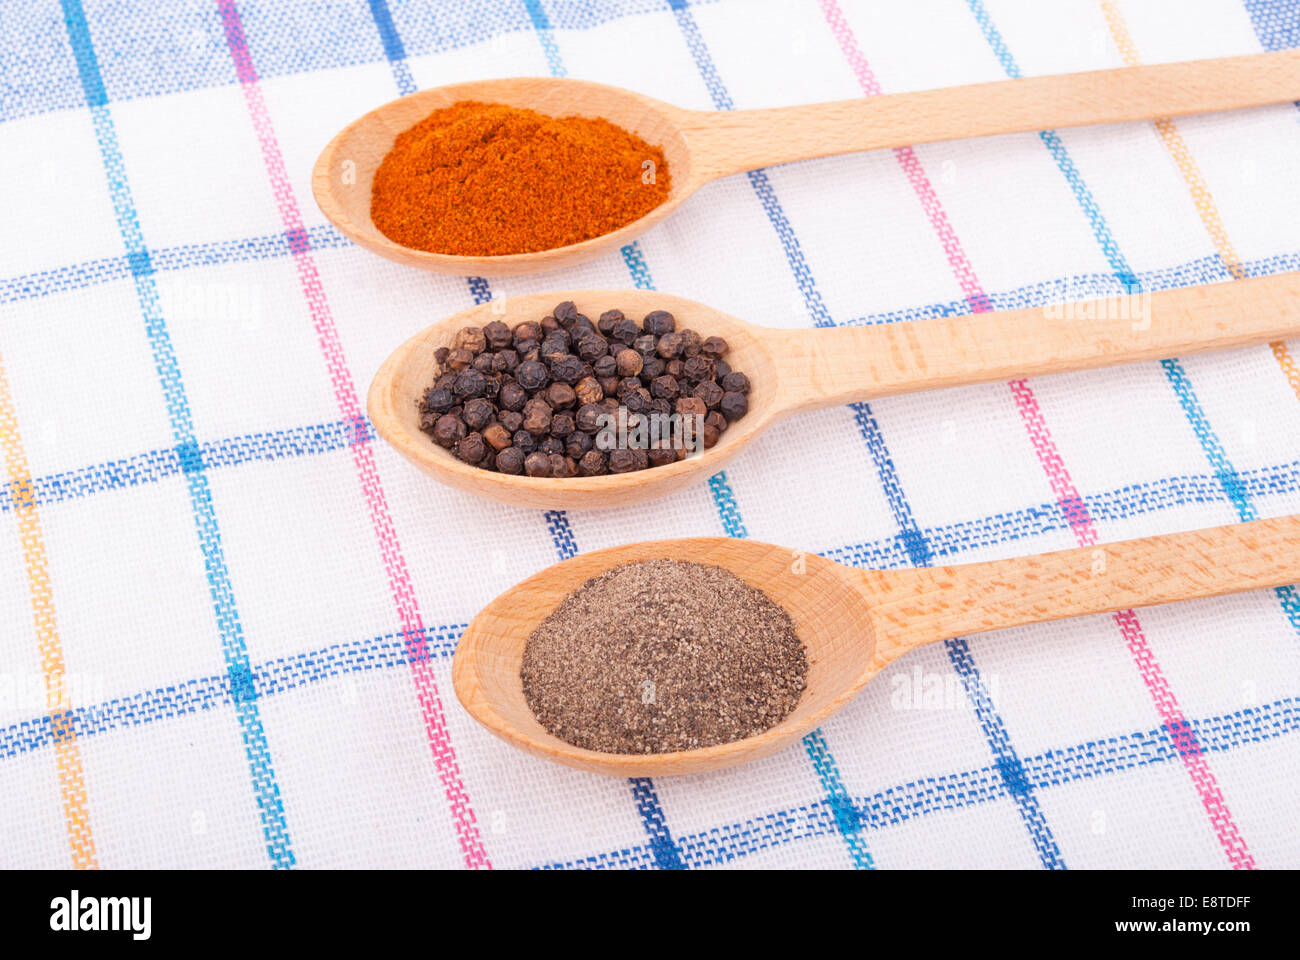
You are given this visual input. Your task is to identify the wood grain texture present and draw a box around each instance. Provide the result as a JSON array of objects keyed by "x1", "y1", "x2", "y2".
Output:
[
  {"x1": 453, "y1": 516, "x2": 1300, "y2": 776},
  {"x1": 315, "y1": 52, "x2": 1300, "y2": 276},
  {"x1": 368, "y1": 276, "x2": 1300, "y2": 510}
]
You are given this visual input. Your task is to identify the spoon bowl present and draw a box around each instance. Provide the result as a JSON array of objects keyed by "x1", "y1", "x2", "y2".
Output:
[
  {"x1": 368, "y1": 276, "x2": 1300, "y2": 510},
  {"x1": 453, "y1": 516, "x2": 1300, "y2": 776},
  {"x1": 315, "y1": 54, "x2": 1300, "y2": 276}
]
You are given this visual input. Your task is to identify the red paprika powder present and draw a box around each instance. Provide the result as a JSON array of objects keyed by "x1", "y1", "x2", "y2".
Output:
[{"x1": 370, "y1": 101, "x2": 671, "y2": 257}]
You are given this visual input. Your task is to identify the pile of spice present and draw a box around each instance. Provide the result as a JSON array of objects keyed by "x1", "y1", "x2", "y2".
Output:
[
  {"x1": 417, "y1": 301, "x2": 751, "y2": 477},
  {"x1": 522, "y1": 559, "x2": 808, "y2": 754},
  {"x1": 371, "y1": 101, "x2": 672, "y2": 256}
]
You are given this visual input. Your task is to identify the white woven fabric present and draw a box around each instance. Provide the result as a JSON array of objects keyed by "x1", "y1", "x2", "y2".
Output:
[{"x1": 2, "y1": 0, "x2": 1299, "y2": 869}]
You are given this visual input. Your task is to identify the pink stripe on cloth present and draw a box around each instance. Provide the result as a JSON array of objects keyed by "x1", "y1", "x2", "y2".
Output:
[
  {"x1": 217, "y1": 0, "x2": 490, "y2": 869},
  {"x1": 817, "y1": 0, "x2": 988, "y2": 313},
  {"x1": 819, "y1": 0, "x2": 1254, "y2": 868}
]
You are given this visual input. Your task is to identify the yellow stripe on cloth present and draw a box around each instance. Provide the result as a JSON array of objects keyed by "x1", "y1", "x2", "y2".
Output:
[
  {"x1": 1099, "y1": 0, "x2": 1300, "y2": 397},
  {"x1": 0, "y1": 360, "x2": 98, "y2": 869}
]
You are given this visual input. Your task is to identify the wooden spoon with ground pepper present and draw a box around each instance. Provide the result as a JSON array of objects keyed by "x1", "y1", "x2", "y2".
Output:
[
  {"x1": 315, "y1": 54, "x2": 1300, "y2": 275},
  {"x1": 453, "y1": 516, "x2": 1300, "y2": 776},
  {"x1": 368, "y1": 278, "x2": 1300, "y2": 510}
]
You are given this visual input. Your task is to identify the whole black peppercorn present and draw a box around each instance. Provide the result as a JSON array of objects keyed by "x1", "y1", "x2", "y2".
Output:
[
  {"x1": 656, "y1": 332, "x2": 683, "y2": 359},
  {"x1": 705, "y1": 410, "x2": 728, "y2": 434},
  {"x1": 615, "y1": 348, "x2": 643, "y2": 378},
  {"x1": 432, "y1": 414, "x2": 466, "y2": 448},
  {"x1": 499, "y1": 409, "x2": 523, "y2": 433},
  {"x1": 676, "y1": 396, "x2": 707, "y2": 419},
  {"x1": 574, "y1": 376, "x2": 603, "y2": 406},
  {"x1": 608, "y1": 449, "x2": 639, "y2": 473},
  {"x1": 720, "y1": 391, "x2": 749, "y2": 421},
  {"x1": 692, "y1": 380, "x2": 724, "y2": 409},
  {"x1": 576, "y1": 402, "x2": 605, "y2": 433},
  {"x1": 624, "y1": 389, "x2": 651, "y2": 414},
  {"x1": 515, "y1": 360, "x2": 549, "y2": 391},
  {"x1": 496, "y1": 447, "x2": 524, "y2": 474},
  {"x1": 513, "y1": 320, "x2": 541, "y2": 344},
  {"x1": 682, "y1": 355, "x2": 715, "y2": 383},
  {"x1": 643, "y1": 310, "x2": 675, "y2": 336},
  {"x1": 714, "y1": 359, "x2": 732, "y2": 379},
  {"x1": 551, "y1": 413, "x2": 576, "y2": 438},
  {"x1": 633, "y1": 334, "x2": 658, "y2": 357},
  {"x1": 540, "y1": 315, "x2": 560, "y2": 335},
  {"x1": 434, "y1": 346, "x2": 450, "y2": 366},
  {"x1": 453, "y1": 368, "x2": 486, "y2": 399},
  {"x1": 455, "y1": 326, "x2": 487, "y2": 355},
  {"x1": 495, "y1": 349, "x2": 519, "y2": 372},
  {"x1": 648, "y1": 446, "x2": 676, "y2": 468},
  {"x1": 462, "y1": 397, "x2": 495, "y2": 431},
  {"x1": 721, "y1": 371, "x2": 750, "y2": 394},
  {"x1": 420, "y1": 386, "x2": 453, "y2": 415},
  {"x1": 483, "y1": 423, "x2": 512, "y2": 451},
  {"x1": 544, "y1": 382, "x2": 576, "y2": 410},
  {"x1": 593, "y1": 355, "x2": 617, "y2": 378},
  {"x1": 472, "y1": 352, "x2": 495, "y2": 374},
  {"x1": 524, "y1": 451, "x2": 551, "y2": 477},
  {"x1": 549, "y1": 454, "x2": 577, "y2": 478},
  {"x1": 540, "y1": 334, "x2": 570, "y2": 359},
  {"x1": 665, "y1": 359, "x2": 684, "y2": 379},
  {"x1": 446, "y1": 347, "x2": 474, "y2": 371},
  {"x1": 678, "y1": 330, "x2": 703, "y2": 357},
  {"x1": 577, "y1": 335, "x2": 608, "y2": 362},
  {"x1": 641, "y1": 357, "x2": 664, "y2": 381},
  {"x1": 598, "y1": 375, "x2": 622, "y2": 397},
  {"x1": 498, "y1": 380, "x2": 528, "y2": 412},
  {"x1": 597, "y1": 309, "x2": 624, "y2": 336},
  {"x1": 702, "y1": 423, "x2": 721, "y2": 448},
  {"x1": 549, "y1": 354, "x2": 584, "y2": 384},
  {"x1": 454, "y1": 432, "x2": 487, "y2": 464},
  {"x1": 553, "y1": 301, "x2": 579, "y2": 325},
  {"x1": 611, "y1": 316, "x2": 640, "y2": 344},
  {"x1": 571, "y1": 317, "x2": 597, "y2": 341},
  {"x1": 650, "y1": 375, "x2": 679, "y2": 399},
  {"x1": 702, "y1": 336, "x2": 728, "y2": 358},
  {"x1": 539, "y1": 437, "x2": 565, "y2": 456},
  {"x1": 522, "y1": 398, "x2": 553, "y2": 435},
  {"x1": 578, "y1": 449, "x2": 606, "y2": 475},
  {"x1": 565, "y1": 431, "x2": 592, "y2": 459},
  {"x1": 512, "y1": 429, "x2": 537, "y2": 453},
  {"x1": 483, "y1": 320, "x2": 513, "y2": 350},
  {"x1": 615, "y1": 376, "x2": 642, "y2": 399}
]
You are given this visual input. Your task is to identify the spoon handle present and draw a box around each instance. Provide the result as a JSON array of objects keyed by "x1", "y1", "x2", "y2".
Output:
[
  {"x1": 865, "y1": 514, "x2": 1300, "y2": 659},
  {"x1": 682, "y1": 50, "x2": 1300, "y2": 179},
  {"x1": 767, "y1": 271, "x2": 1300, "y2": 415}
]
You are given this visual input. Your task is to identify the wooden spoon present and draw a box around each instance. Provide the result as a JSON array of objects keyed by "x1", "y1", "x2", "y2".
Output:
[
  {"x1": 368, "y1": 274, "x2": 1300, "y2": 510},
  {"x1": 453, "y1": 515, "x2": 1300, "y2": 776},
  {"x1": 314, "y1": 51, "x2": 1300, "y2": 275}
]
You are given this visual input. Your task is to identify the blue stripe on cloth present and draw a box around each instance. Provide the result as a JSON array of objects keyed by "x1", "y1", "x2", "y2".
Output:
[
  {"x1": 968, "y1": 0, "x2": 1300, "y2": 643},
  {"x1": 366, "y1": 0, "x2": 416, "y2": 95},
  {"x1": 671, "y1": 0, "x2": 1063, "y2": 867},
  {"x1": 1242, "y1": 0, "x2": 1300, "y2": 53},
  {"x1": 522, "y1": 0, "x2": 568, "y2": 77},
  {"x1": 667, "y1": 0, "x2": 832, "y2": 327},
  {"x1": 538, "y1": 693, "x2": 1300, "y2": 868},
  {"x1": 6, "y1": 0, "x2": 717, "y2": 124},
  {"x1": 0, "y1": 624, "x2": 466, "y2": 760},
  {"x1": 60, "y1": 0, "x2": 294, "y2": 870},
  {"x1": 0, "y1": 225, "x2": 350, "y2": 304},
  {"x1": 964, "y1": 0, "x2": 1139, "y2": 290}
]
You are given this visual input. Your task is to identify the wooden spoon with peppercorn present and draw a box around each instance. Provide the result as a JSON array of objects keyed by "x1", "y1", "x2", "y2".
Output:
[
  {"x1": 368, "y1": 277, "x2": 1300, "y2": 510},
  {"x1": 453, "y1": 515, "x2": 1300, "y2": 776},
  {"x1": 316, "y1": 54, "x2": 1300, "y2": 275}
]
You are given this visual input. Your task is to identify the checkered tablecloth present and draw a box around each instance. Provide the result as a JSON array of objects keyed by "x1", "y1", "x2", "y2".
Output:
[{"x1": 3, "y1": 0, "x2": 1299, "y2": 870}]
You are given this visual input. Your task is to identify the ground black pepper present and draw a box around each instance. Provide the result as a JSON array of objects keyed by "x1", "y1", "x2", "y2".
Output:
[
  {"x1": 417, "y1": 302, "x2": 753, "y2": 477},
  {"x1": 521, "y1": 559, "x2": 808, "y2": 754}
]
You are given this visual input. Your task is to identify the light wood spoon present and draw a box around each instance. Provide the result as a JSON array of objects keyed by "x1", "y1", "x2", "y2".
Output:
[
  {"x1": 314, "y1": 51, "x2": 1300, "y2": 275},
  {"x1": 453, "y1": 515, "x2": 1300, "y2": 776},
  {"x1": 368, "y1": 274, "x2": 1300, "y2": 510}
]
